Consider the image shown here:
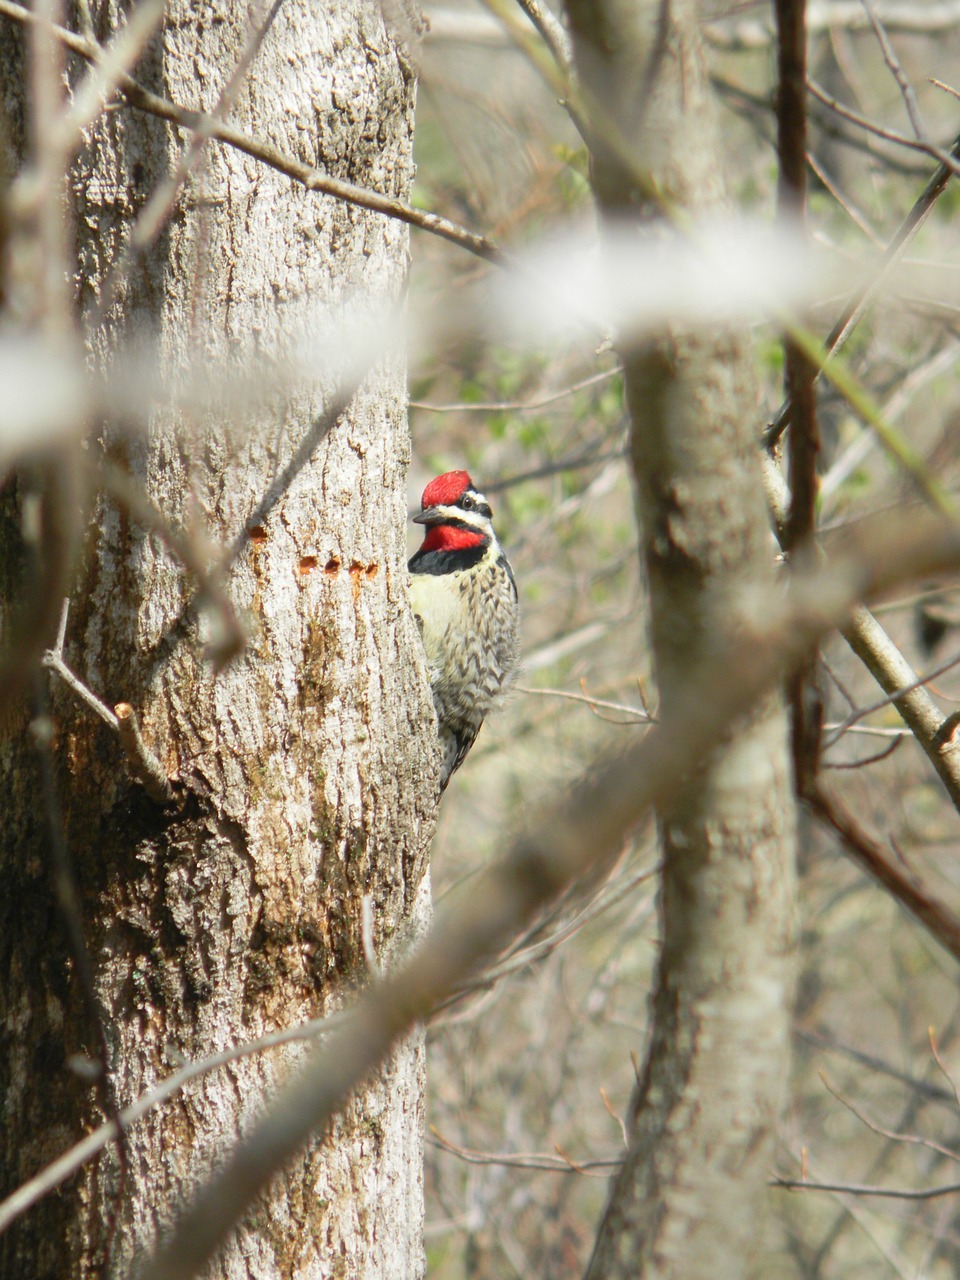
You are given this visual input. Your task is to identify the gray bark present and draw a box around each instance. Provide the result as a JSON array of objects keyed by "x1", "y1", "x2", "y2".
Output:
[
  {"x1": 0, "y1": 2, "x2": 434, "y2": 1277},
  {"x1": 566, "y1": 1, "x2": 798, "y2": 1276}
]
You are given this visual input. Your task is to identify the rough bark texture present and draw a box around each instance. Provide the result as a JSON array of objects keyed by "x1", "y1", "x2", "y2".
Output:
[
  {"x1": 0, "y1": 3, "x2": 434, "y2": 1277},
  {"x1": 566, "y1": 1, "x2": 798, "y2": 1276}
]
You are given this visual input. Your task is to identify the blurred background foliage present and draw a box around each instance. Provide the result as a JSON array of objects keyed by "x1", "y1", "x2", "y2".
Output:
[{"x1": 406, "y1": 2, "x2": 960, "y2": 1276}]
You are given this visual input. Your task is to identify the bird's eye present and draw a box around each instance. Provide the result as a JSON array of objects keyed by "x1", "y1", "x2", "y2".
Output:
[{"x1": 460, "y1": 493, "x2": 474, "y2": 510}]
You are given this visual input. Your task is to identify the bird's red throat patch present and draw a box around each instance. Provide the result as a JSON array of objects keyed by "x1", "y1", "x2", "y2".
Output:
[{"x1": 421, "y1": 524, "x2": 486, "y2": 553}]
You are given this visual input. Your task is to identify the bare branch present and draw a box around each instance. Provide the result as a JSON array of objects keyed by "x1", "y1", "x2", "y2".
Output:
[
  {"x1": 42, "y1": 603, "x2": 172, "y2": 802},
  {"x1": 41, "y1": 647, "x2": 118, "y2": 730},
  {"x1": 764, "y1": 122, "x2": 960, "y2": 446},
  {"x1": 820, "y1": 1071, "x2": 960, "y2": 1164},
  {"x1": 0, "y1": 1009, "x2": 353, "y2": 1237},
  {"x1": 88, "y1": 0, "x2": 287, "y2": 329},
  {"x1": 796, "y1": 1025, "x2": 957, "y2": 1104},
  {"x1": 808, "y1": 781, "x2": 960, "y2": 962},
  {"x1": 772, "y1": 1175, "x2": 960, "y2": 1200},
  {"x1": 28, "y1": 675, "x2": 128, "y2": 1256},
  {"x1": 512, "y1": 0, "x2": 574, "y2": 76},
  {"x1": 514, "y1": 683, "x2": 654, "y2": 724},
  {"x1": 114, "y1": 703, "x2": 173, "y2": 805},
  {"x1": 860, "y1": 0, "x2": 927, "y2": 141},
  {"x1": 0, "y1": 0, "x2": 508, "y2": 268},
  {"x1": 56, "y1": 0, "x2": 166, "y2": 153},
  {"x1": 428, "y1": 1128, "x2": 620, "y2": 1176},
  {"x1": 410, "y1": 367, "x2": 619, "y2": 413},
  {"x1": 823, "y1": 641, "x2": 960, "y2": 746},
  {"x1": 765, "y1": 455, "x2": 960, "y2": 809},
  {"x1": 807, "y1": 78, "x2": 958, "y2": 171},
  {"x1": 842, "y1": 608, "x2": 960, "y2": 812},
  {"x1": 929, "y1": 1027, "x2": 960, "y2": 1112}
]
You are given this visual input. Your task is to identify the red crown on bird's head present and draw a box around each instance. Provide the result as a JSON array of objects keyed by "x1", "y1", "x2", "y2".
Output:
[{"x1": 421, "y1": 471, "x2": 473, "y2": 509}]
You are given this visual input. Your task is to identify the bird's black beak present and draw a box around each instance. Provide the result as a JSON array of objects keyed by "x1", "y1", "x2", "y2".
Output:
[{"x1": 413, "y1": 505, "x2": 444, "y2": 526}]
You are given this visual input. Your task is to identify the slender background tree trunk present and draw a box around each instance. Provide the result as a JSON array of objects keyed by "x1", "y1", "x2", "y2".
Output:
[
  {"x1": 565, "y1": 1, "x2": 798, "y2": 1275},
  {"x1": 0, "y1": 3, "x2": 435, "y2": 1276}
]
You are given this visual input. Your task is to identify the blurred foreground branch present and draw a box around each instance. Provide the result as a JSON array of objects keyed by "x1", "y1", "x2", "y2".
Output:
[{"x1": 141, "y1": 510, "x2": 960, "y2": 1280}]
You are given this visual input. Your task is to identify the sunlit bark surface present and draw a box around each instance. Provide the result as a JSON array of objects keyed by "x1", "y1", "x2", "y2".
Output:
[{"x1": 0, "y1": 3, "x2": 435, "y2": 1276}]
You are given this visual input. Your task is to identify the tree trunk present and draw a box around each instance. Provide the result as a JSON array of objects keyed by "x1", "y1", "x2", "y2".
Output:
[
  {"x1": 566, "y1": 1, "x2": 798, "y2": 1275},
  {"x1": 0, "y1": 3, "x2": 434, "y2": 1277}
]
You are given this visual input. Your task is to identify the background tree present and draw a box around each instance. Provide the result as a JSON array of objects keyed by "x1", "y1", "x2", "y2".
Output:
[{"x1": 566, "y1": 0, "x2": 797, "y2": 1273}]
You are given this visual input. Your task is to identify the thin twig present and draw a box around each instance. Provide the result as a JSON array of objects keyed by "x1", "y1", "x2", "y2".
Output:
[
  {"x1": 807, "y1": 1009, "x2": 960, "y2": 1275},
  {"x1": 823, "y1": 735, "x2": 903, "y2": 769},
  {"x1": 791, "y1": 322, "x2": 955, "y2": 516},
  {"x1": 114, "y1": 703, "x2": 173, "y2": 804},
  {"x1": 29, "y1": 670, "x2": 128, "y2": 1255},
  {"x1": 88, "y1": 0, "x2": 287, "y2": 331},
  {"x1": 0, "y1": 0, "x2": 508, "y2": 269},
  {"x1": 42, "y1": 611, "x2": 120, "y2": 730},
  {"x1": 860, "y1": 0, "x2": 926, "y2": 141},
  {"x1": 772, "y1": 1175, "x2": 960, "y2": 1200},
  {"x1": 931, "y1": 77, "x2": 960, "y2": 105},
  {"x1": 821, "y1": 339, "x2": 960, "y2": 504},
  {"x1": 514, "y1": 683, "x2": 654, "y2": 723},
  {"x1": 409, "y1": 368, "x2": 618, "y2": 413},
  {"x1": 42, "y1": 605, "x2": 172, "y2": 802},
  {"x1": 764, "y1": 121, "x2": 960, "y2": 446},
  {"x1": 929, "y1": 1026, "x2": 960, "y2": 1111},
  {"x1": 806, "y1": 148, "x2": 882, "y2": 243},
  {"x1": 54, "y1": 0, "x2": 166, "y2": 155},
  {"x1": 479, "y1": 0, "x2": 589, "y2": 145},
  {"x1": 820, "y1": 1070, "x2": 960, "y2": 1165},
  {"x1": 512, "y1": 0, "x2": 573, "y2": 76},
  {"x1": 826, "y1": 724, "x2": 916, "y2": 741},
  {"x1": 433, "y1": 859, "x2": 657, "y2": 1025},
  {"x1": 809, "y1": 781, "x2": 960, "y2": 964},
  {"x1": 428, "y1": 1127, "x2": 619, "y2": 1175},
  {"x1": 53, "y1": 595, "x2": 68, "y2": 652},
  {"x1": 484, "y1": 441, "x2": 626, "y2": 495},
  {"x1": 599, "y1": 1086, "x2": 629, "y2": 1148},
  {"x1": 712, "y1": 70, "x2": 929, "y2": 177},
  {"x1": 824, "y1": 642, "x2": 960, "y2": 746},
  {"x1": 0, "y1": 1008, "x2": 353, "y2": 1236},
  {"x1": 796, "y1": 1025, "x2": 956, "y2": 1104},
  {"x1": 807, "y1": 80, "x2": 959, "y2": 173}
]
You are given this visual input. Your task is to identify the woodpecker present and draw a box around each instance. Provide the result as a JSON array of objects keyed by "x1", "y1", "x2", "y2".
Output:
[{"x1": 409, "y1": 470, "x2": 520, "y2": 791}]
